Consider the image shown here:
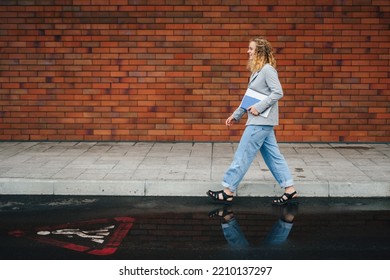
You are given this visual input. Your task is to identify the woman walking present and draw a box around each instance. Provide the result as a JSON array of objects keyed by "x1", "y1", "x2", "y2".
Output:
[{"x1": 207, "y1": 37, "x2": 297, "y2": 205}]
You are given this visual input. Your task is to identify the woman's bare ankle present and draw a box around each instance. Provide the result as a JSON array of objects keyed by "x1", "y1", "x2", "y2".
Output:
[
  {"x1": 224, "y1": 188, "x2": 234, "y2": 196},
  {"x1": 285, "y1": 186, "x2": 296, "y2": 194}
]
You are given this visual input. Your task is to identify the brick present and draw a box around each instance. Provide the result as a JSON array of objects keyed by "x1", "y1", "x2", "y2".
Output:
[{"x1": 0, "y1": 2, "x2": 388, "y2": 142}]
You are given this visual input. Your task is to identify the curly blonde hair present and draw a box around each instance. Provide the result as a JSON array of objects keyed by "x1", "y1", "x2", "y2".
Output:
[{"x1": 247, "y1": 37, "x2": 276, "y2": 73}]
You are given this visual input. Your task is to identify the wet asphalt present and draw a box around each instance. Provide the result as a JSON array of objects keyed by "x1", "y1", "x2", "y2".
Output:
[{"x1": 0, "y1": 195, "x2": 389, "y2": 260}]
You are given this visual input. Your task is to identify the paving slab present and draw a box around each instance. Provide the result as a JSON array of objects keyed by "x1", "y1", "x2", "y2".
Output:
[{"x1": 0, "y1": 142, "x2": 389, "y2": 197}]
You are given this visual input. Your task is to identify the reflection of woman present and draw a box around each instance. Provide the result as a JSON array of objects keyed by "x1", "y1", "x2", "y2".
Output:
[
  {"x1": 209, "y1": 204, "x2": 298, "y2": 248},
  {"x1": 209, "y1": 208, "x2": 249, "y2": 248},
  {"x1": 263, "y1": 205, "x2": 296, "y2": 246},
  {"x1": 207, "y1": 37, "x2": 297, "y2": 205}
]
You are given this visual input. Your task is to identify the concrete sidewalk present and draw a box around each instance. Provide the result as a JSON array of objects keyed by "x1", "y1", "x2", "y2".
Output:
[{"x1": 0, "y1": 141, "x2": 389, "y2": 197}]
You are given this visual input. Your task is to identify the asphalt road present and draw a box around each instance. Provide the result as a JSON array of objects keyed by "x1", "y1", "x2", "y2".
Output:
[{"x1": 0, "y1": 195, "x2": 389, "y2": 260}]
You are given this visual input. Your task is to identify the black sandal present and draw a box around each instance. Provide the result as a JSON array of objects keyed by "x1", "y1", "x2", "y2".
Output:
[
  {"x1": 207, "y1": 189, "x2": 233, "y2": 204},
  {"x1": 208, "y1": 207, "x2": 234, "y2": 219},
  {"x1": 272, "y1": 191, "x2": 297, "y2": 206}
]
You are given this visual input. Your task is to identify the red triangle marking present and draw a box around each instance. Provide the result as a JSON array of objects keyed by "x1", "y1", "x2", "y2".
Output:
[{"x1": 8, "y1": 216, "x2": 135, "y2": 256}]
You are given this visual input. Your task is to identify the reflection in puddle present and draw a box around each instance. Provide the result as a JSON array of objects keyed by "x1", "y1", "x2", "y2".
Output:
[
  {"x1": 208, "y1": 204, "x2": 298, "y2": 249},
  {"x1": 1, "y1": 197, "x2": 389, "y2": 260},
  {"x1": 123, "y1": 207, "x2": 389, "y2": 260}
]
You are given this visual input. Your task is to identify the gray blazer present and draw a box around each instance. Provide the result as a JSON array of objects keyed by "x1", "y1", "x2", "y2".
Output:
[{"x1": 232, "y1": 64, "x2": 283, "y2": 126}]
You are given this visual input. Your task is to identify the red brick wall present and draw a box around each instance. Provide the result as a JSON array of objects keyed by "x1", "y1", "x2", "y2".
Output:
[{"x1": 0, "y1": 0, "x2": 389, "y2": 142}]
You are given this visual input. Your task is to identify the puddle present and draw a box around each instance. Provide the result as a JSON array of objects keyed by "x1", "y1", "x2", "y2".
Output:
[{"x1": 0, "y1": 196, "x2": 389, "y2": 260}]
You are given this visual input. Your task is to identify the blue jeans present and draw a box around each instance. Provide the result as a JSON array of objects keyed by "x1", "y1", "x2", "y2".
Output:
[
  {"x1": 222, "y1": 218, "x2": 293, "y2": 248},
  {"x1": 222, "y1": 125, "x2": 294, "y2": 193},
  {"x1": 222, "y1": 219, "x2": 249, "y2": 248},
  {"x1": 263, "y1": 219, "x2": 294, "y2": 245}
]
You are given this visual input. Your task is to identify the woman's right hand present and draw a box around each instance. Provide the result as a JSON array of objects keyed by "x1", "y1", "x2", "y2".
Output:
[{"x1": 225, "y1": 115, "x2": 236, "y2": 127}]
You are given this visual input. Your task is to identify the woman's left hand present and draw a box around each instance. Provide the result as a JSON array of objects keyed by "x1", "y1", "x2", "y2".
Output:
[{"x1": 248, "y1": 106, "x2": 260, "y2": 116}]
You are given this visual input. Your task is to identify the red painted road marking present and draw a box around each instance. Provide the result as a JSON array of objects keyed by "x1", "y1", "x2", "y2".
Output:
[{"x1": 8, "y1": 217, "x2": 135, "y2": 256}]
